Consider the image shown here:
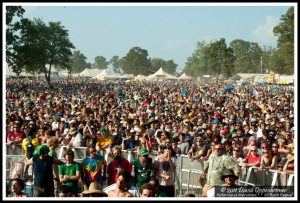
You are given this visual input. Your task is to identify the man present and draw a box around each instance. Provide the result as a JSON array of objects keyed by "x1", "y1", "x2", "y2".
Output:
[
  {"x1": 207, "y1": 169, "x2": 239, "y2": 197},
  {"x1": 148, "y1": 177, "x2": 167, "y2": 197},
  {"x1": 23, "y1": 145, "x2": 58, "y2": 197},
  {"x1": 132, "y1": 148, "x2": 153, "y2": 190},
  {"x1": 81, "y1": 145, "x2": 107, "y2": 189},
  {"x1": 139, "y1": 183, "x2": 154, "y2": 197},
  {"x1": 201, "y1": 144, "x2": 239, "y2": 197},
  {"x1": 107, "y1": 170, "x2": 133, "y2": 197},
  {"x1": 107, "y1": 146, "x2": 132, "y2": 185},
  {"x1": 242, "y1": 145, "x2": 261, "y2": 167}
]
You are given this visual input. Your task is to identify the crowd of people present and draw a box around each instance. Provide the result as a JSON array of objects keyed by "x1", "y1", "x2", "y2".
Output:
[{"x1": 6, "y1": 78, "x2": 295, "y2": 197}]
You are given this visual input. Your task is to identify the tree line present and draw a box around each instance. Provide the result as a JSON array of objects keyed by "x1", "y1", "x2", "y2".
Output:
[{"x1": 6, "y1": 6, "x2": 294, "y2": 85}]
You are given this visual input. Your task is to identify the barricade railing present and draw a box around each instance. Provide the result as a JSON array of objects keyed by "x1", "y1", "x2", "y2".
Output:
[
  {"x1": 239, "y1": 166, "x2": 294, "y2": 187},
  {"x1": 6, "y1": 145, "x2": 295, "y2": 197}
]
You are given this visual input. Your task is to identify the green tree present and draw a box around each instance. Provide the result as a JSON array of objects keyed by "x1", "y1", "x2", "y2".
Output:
[
  {"x1": 110, "y1": 55, "x2": 121, "y2": 73},
  {"x1": 261, "y1": 46, "x2": 276, "y2": 73},
  {"x1": 183, "y1": 41, "x2": 209, "y2": 77},
  {"x1": 70, "y1": 50, "x2": 89, "y2": 73},
  {"x1": 6, "y1": 6, "x2": 25, "y2": 71},
  {"x1": 121, "y1": 47, "x2": 152, "y2": 75},
  {"x1": 150, "y1": 58, "x2": 165, "y2": 72},
  {"x1": 164, "y1": 60, "x2": 177, "y2": 75},
  {"x1": 93, "y1": 56, "x2": 109, "y2": 69},
  {"x1": 273, "y1": 7, "x2": 294, "y2": 74},
  {"x1": 12, "y1": 18, "x2": 75, "y2": 85},
  {"x1": 205, "y1": 38, "x2": 235, "y2": 83},
  {"x1": 229, "y1": 39, "x2": 263, "y2": 73}
]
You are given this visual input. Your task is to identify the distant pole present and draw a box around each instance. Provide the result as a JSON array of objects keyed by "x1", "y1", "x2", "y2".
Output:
[{"x1": 260, "y1": 56, "x2": 263, "y2": 74}]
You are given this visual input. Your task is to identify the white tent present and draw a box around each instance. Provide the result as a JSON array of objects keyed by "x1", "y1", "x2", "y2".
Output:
[
  {"x1": 93, "y1": 69, "x2": 114, "y2": 80},
  {"x1": 73, "y1": 68, "x2": 103, "y2": 77},
  {"x1": 178, "y1": 73, "x2": 193, "y2": 80},
  {"x1": 146, "y1": 68, "x2": 177, "y2": 81},
  {"x1": 135, "y1": 74, "x2": 146, "y2": 81}
]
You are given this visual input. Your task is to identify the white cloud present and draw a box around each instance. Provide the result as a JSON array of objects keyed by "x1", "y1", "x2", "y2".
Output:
[
  {"x1": 165, "y1": 38, "x2": 186, "y2": 51},
  {"x1": 252, "y1": 16, "x2": 279, "y2": 45}
]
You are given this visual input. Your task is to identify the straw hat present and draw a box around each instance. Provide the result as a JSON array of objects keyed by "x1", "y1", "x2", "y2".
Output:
[
  {"x1": 82, "y1": 182, "x2": 105, "y2": 195},
  {"x1": 220, "y1": 169, "x2": 239, "y2": 182}
]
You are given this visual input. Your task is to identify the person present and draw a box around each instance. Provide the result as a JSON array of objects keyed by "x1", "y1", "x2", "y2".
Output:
[
  {"x1": 132, "y1": 148, "x2": 153, "y2": 190},
  {"x1": 201, "y1": 144, "x2": 239, "y2": 197},
  {"x1": 148, "y1": 177, "x2": 167, "y2": 197},
  {"x1": 241, "y1": 145, "x2": 261, "y2": 168},
  {"x1": 11, "y1": 178, "x2": 28, "y2": 197},
  {"x1": 207, "y1": 169, "x2": 240, "y2": 197},
  {"x1": 153, "y1": 144, "x2": 176, "y2": 197},
  {"x1": 259, "y1": 149, "x2": 276, "y2": 170},
  {"x1": 81, "y1": 182, "x2": 108, "y2": 197},
  {"x1": 220, "y1": 169, "x2": 239, "y2": 186},
  {"x1": 107, "y1": 146, "x2": 132, "y2": 185},
  {"x1": 81, "y1": 145, "x2": 107, "y2": 189},
  {"x1": 7, "y1": 122, "x2": 26, "y2": 152},
  {"x1": 23, "y1": 145, "x2": 58, "y2": 197},
  {"x1": 21, "y1": 128, "x2": 40, "y2": 160},
  {"x1": 107, "y1": 170, "x2": 133, "y2": 197},
  {"x1": 59, "y1": 149, "x2": 81, "y2": 197},
  {"x1": 139, "y1": 183, "x2": 154, "y2": 197}
]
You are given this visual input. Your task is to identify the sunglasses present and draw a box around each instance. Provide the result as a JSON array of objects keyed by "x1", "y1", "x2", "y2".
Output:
[
  {"x1": 251, "y1": 150, "x2": 257, "y2": 151},
  {"x1": 272, "y1": 146, "x2": 279, "y2": 148},
  {"x1": 215, "y1": 148, "x2": 221, "y2": 151},
  {"x1": 233, "y1": 149, "x2": 239, "y2": 151},
  {"x1": 261, "y1": 147, "x2": 267, "y2": 149}
]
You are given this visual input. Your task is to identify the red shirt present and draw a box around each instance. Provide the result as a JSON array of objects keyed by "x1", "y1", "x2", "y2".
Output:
[
  {"x1": 245, "y1": 154, "x2": 261, "y2": 165},
  {"x1": 107, "y1": 158, "x2": 132, "y2": 185},
  {"x1": 6, "y1": 131, "x2": 26, "y2": 143}
]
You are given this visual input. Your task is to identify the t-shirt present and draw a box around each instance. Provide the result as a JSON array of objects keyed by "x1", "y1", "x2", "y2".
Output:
[
  {"x1": 7, "y1": 131, "x2": 26, "y2": 143},
  {"x1": 107, "y1": 159, "x2": 132, "y2": 185},
  {"x1": 244, "y1": 154, "x2": 261, "y2": 165},
  {"x1": 97, "y1": 136, "x2": 112, "y2": 148},
  {"x1": 59, "y1": 162, "x2": 80, "y2": 193},
  {"x1": 132, "y1": 157, "x2": 153, "y2": 189},
  {"x1": 81, "y1": 155, "x2": 106, "y2": 186}
]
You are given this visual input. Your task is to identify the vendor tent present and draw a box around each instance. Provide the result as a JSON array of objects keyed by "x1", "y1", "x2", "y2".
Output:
[
  {"x1": 178, "y1": 73, "x2": 193, "y2": 80},
  {"x1": 146, "y1": 68, "x2": 177, "y2": 81}
]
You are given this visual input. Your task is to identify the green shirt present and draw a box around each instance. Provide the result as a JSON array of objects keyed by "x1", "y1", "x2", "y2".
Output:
[
  {"x1": 155, "y1": 191, "x2": 167, "y2": 197},
  {"x1": 133, "y1": 157, "x2": 153, "y2": 189},
  {"x1": 59, "y1": 162, "x2": 80, "y2": 191}
]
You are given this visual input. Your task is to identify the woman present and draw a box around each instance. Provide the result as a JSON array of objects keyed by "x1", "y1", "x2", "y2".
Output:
[
  {"x1": 11, "y1": 178, "x2": 28, "y2": 197},
  {"x1": 187, "y1": 136, "x2": 207, "y2": 160},
  {"x1": 153, "y1": 144, "x2": 176, "y2": 197},
  {"x1": 59, "y1": 149, "x2": 81, "y2": 197},
  {"x1": 230, "y1": 147, "x2": 244, "y2": 166},
  {"x1": 259, "y1": 149, "x2": 276, "y2": 170}
]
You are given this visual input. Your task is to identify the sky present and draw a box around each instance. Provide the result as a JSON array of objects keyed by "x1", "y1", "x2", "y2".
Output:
[{"x1": 5, "y1": 3, "x2": 294, "y2": 71}]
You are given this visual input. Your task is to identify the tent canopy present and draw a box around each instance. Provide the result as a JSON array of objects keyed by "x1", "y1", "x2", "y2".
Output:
[
  {"x1": 178, "y1": 73, "x2": 193, "y2": 80},
  {"x1": 146, "y1": 68, "x2": 177, "y2": 81}
]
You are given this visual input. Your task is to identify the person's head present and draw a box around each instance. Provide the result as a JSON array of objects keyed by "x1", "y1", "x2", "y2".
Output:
[
  {"x1": 112, "y1": 146, "x2": 122, "y2": 162},
  {"x1": 260, "y1": 142, "x2": 268, "y2": 150},
  {"x1": 213, "y1": 144, "x2": 223, "y2": 156},
  {"x1": 116, "y1": 170, "x2": 131, "y2": 190},
  {"x1": 250, "y1": 145, "x2": 258, "y2": 155},
  {"x1": 140, "y1": 183, "x2": 154, "y2": 197},
  {"x1": 263, "y1": 149, "x2": 271, "y2": 157},
  {"x1": 64, "y1": 149, "x2": 74, "y2": 163},
  {"x1": 11, "y1": 178, "x2": 25, "y2": 194},
  {"x1": 149, "y1": 177, "x2": 159, "y2": 194},
  {"x1": 232, "y1": 147, "x2": 240, "y2": 156},
  {"x1": 88, "y1": 146, "x2": 97, "y2": 158},
  {"x1": 139, "y1": 148, "x2": 149, "y2": 165},
  {"x1": 224, "y1": 140, "x2": 232, "y2": 152},
  {"x1": 220, "y1": 169, "x2": 239, "y2": 186},
  {"x1": 160, "y1": 144, "x2": 172, "y2": 157},
  {"x1": 271, "y1": 143, "x2": 279, "y2": 152}
]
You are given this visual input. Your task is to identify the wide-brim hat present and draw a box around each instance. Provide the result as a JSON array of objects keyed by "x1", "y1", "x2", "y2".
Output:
[
  {"x1": 82, "y1": 182, "x2": 105, "y2": 195},
  {"x1": 220, "y1": 169, "x2": 239, "y2": 181},
  {"x1": 139, "y1": 148, "x2": 149, "y2": 156},
  {"x1": 68, "y1": 127, "x2": 77, "y2": 135}
]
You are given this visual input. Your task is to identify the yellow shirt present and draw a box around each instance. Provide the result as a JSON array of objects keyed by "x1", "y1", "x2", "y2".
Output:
[{"x1": 96, "y1": 136, "x2": 112, "y2": 148}]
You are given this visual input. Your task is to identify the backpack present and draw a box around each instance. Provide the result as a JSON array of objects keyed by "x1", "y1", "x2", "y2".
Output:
[{"x1": 26, "y1": 138, "x2": 35, "y2": 159}]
